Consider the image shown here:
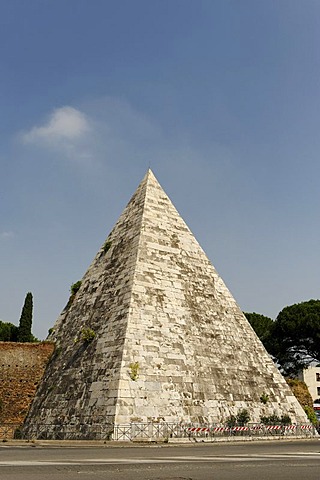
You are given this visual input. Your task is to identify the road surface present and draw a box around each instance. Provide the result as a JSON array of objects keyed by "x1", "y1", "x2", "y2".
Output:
[{"x1": 0, "y1": 439, "x2": 319, "y2": 479}]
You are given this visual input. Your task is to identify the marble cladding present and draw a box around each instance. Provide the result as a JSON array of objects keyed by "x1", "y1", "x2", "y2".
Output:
[{"x1": 24, "y1": 170, "x2": 308, "y2": 436}]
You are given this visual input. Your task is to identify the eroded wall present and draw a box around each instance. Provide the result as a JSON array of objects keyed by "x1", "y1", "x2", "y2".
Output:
[{"x1": 0, "y1": 342, "x2": 54, "y2": 425}]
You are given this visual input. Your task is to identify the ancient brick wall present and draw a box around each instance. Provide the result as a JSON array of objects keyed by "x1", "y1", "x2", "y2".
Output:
[{"x1": 0, "y1": 342, "x2": 54, "y2": 426}]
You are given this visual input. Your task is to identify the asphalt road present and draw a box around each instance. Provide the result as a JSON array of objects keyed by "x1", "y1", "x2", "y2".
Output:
[{"x1": 0, "y1": 440, "x2": 319, "y2": 480}]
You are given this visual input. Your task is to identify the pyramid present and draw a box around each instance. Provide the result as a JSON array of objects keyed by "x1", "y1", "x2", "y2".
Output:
[{"x1": 24, "y1": 170, "x2": 307, "y2": 436}]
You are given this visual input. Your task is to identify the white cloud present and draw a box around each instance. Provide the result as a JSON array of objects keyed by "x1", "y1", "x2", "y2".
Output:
[
  {"x1": 18, "y1": 97, "x2": 204, "y2": 173},
  {"x1": 22, "y1": 106, "x2": 91, "y2": 144}
]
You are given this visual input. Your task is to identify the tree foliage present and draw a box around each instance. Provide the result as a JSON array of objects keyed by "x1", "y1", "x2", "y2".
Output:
[
  {"x1": 244, "y1": 312, "x2": 274, "y2": 350},
  {"x1": 0, "y1": 320, "x2": 18, "y2": 341},
  {"x1": 270, "y1": 299, "x2": 320, "y2": 375},
  {"x1": 17, "y1": 292, "x2": 34, "y2": 342}
]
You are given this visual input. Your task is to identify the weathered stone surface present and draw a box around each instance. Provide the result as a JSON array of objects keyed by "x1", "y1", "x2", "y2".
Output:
[
  {"x1": 0, "y1": 342, "x2": 54, "y2": 429},
  {"x1": 24, "y1": 170, "x2": 307, "y2": 436}
]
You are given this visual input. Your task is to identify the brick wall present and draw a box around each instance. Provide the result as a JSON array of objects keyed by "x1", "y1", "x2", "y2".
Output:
[{"x1": 0, "y1": 342, "x2": 54, "y2": 426}]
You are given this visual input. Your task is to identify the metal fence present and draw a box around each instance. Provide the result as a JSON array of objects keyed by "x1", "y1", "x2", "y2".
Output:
[
  {"x1": 112, "y1": 423, "x2": 317, "y2": 441},
  {"x1": 0, "y1": 422, "x2": 317, "y2": 441}
]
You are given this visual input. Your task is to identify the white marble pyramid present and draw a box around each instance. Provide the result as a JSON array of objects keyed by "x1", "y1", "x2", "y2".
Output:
[{"x1": 24, "y1": 170, "x2": 307, "y2": 437}]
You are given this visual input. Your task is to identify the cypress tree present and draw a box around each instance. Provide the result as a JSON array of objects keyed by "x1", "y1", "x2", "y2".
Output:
[{"x1": 17, "y1": 292, "x2": 33, "y2": 342}]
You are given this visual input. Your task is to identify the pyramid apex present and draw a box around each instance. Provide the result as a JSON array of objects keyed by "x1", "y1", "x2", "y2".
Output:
[
  {"x1": 138, "y1": 168, "x2": 162, "y2": 192},
  {"x1": 144, "y1": 167, "x2": 157, "y2": 181}
]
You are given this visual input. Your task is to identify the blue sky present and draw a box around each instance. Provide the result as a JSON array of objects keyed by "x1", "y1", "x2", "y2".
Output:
[{"x1": 1, "y1": 0, "x2": 319, "y2": 339}]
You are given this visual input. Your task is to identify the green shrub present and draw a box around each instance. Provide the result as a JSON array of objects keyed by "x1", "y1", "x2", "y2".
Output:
[
  {"x1": 260, "y1": 414, "x2": 292, "y2": 425},
  {"x1": 129, "y1": 362, "x2": 139, "y2": 381},
  {"x1": 304, "y1": 406, "x2": 318, "y2": 426},
  {"x1": 80, "y1": 327, "x2": 96, "y2": 343},
  {"x1": 226, "y1": 409, "x2": 250, "y2": 427},
  {"x1": 226, "y1": 415, "x2": 237, "y2": 427},
  {"x1": 280, "y1": 414, "x2": 292, "y2": 426},
  {"x1": 260, "y1": 392, "x2": 269, "y2": 404},
  {"x1": 260, "y1": 414, "x2": 280, "y2": 425},
  {"x1": 103, "y1": 240, "x2": 112, "y2": 253},
  {"x1": 236, "y1": 409, "x2": 250, "y2": 426},
  {"x1": 70, "y1": 281, "x2": 82, "y2": 296}
]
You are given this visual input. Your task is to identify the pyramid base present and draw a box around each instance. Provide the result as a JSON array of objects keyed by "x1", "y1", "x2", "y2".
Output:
[{"x1": 20, "y1": 420, "x2": 317, "y2": 442}]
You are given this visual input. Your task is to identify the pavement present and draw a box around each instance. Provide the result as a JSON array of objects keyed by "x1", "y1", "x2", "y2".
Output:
[{"x1": 0, "y1": 438, "x2": 320, "y2": 479}]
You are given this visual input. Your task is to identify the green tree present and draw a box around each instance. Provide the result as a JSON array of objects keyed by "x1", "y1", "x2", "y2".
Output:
[
  {"x1": 17, "y1": 292, "x2": 34, "y2": 342},
  {"x1": 0, "y1": 320, "x2": 18, "y2": 341},
  {"x1": 244, "y1": 312, "x2": 274, "y2": 350},
  {"x1": 270, "y1": 299, "x2": 320, "y2": 375}
]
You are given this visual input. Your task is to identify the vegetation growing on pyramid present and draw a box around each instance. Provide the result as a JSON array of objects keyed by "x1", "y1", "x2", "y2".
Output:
[
  {"x1": 259, "y1": 392, "x2": 269, "y2": 404},
  {"x1": 80, "y1": 327, "x2": 96, "y2": 343},
  {"x1": 260, "y1": 414, "x2": 292, "y2": 425},
  {"x1": 129, "y1": 362, "x2": 139, "y2": 381},
  {"x1": 226, "y1": 409, "x2": 250, "y2": 427},
  {"x1": 103, "y1": 239, "x2": 112, "y2": 253},
  {"x1": 70, "y1": 281, "x2": 82, "y2": 296},
  {"x1": 64, "y1": 281, "x2": 82, "y2": 310}
]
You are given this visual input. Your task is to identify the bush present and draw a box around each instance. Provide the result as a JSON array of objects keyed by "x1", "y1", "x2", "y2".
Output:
[
  {"x1": 226, "y1": 415, "x2": 237, "y2": 428},
  {"x1": 304, "y1": 406, "x2": 318, "y2": 426},
  {"x1": 80, "y1": 327, "x2": 96, "y2": 343},
  {"x1": 280, "y1": 415, "x2": 292, "y2": 426},
  {"x1": 236, "y1": 409, "x2": 250, "y2": 426},
  {"x1": 260, "y1": 414, "x2": 280, "y2": 425},
  {"x1": 226, "y1": 409, "x2": 250, "y2": 427},
  {"x1": 129, "y1": 362, "x2": 139, "y2": 381},
  {"x1": 260, "y1": 414, "x2": 292, "y2": 425},
  {"x1": 103, "y1": 240, "x2": 112, "y2": 253},
  {"x1": 70, "y1": 281, "x2": 82, "y2": 296},
  {"x1": 260, "y1": 392, "x2": 269, "y2": 404}
]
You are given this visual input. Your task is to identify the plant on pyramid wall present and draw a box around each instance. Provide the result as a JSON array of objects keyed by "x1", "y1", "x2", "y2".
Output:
[
  {"x1": 260, "y1": 414, "x2": 292, "y2": 425},
  {"x1": 103, "y1": 240, "x2": 112, "y2": 253},
  {"x1": 129, "y1": 362, "x2": 139, "y2": 381},
  {"x1": 65, "y1": 281, "x2": 82, "y2": 309},
  {"x1": 260, "y1": 392, "x2": 269, "y2": 404},
  {"x1": 70, "y1": 281, "x2": 82, "y2": 296},
  {"x1": 80, "y1": 327, "x2": 96, "y2": 343},
  {"x1": 226, "y1": 409, "x2": 250, "y2": 427}
]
